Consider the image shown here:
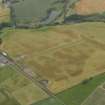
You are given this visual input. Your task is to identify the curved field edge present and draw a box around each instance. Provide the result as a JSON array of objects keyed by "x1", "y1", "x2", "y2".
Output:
[
  {"x1": 1, "y1": 22, "x2": 105, "y2": 105},
  {"x1": 30, "y1": 22, "x2": 105, "y2": 105},
  {"x1": 32, "y1": 72, "x2": 105, "y2": 105}
]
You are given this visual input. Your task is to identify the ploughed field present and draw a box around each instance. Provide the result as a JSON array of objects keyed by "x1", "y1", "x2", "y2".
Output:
[
  {"x1": 74, "y1": 0, "x2": 105, "y2": 15},
  {"x1": 2, "y1": 22, "x2": 105, "y2": 93}
]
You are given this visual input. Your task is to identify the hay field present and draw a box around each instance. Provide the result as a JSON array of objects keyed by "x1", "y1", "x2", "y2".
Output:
[
  {"x1": 74, "y1": 0, "x2": 105, "y2": 15},
  {"x1": 0, "y1": 66, "x2": 48, "y2": 105},
  {"x1": 2, "y1": 22, "x2": 105, "y2": 93}
]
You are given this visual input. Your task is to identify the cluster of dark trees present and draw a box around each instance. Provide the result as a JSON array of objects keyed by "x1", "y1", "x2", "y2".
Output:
[
  {"x1": 0, "y1": 23, "x2": 11, "y2": 29},
  {"x1": 65, "y1": 13, "x2": 105, "y2": 23},
  {"x1": 81, "y1": 77, "x2": 93, "y2": 85}
]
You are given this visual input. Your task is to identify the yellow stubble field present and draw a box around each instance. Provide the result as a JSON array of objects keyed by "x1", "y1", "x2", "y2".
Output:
[{"x1": 2, "y1": 22, "x2": 105, "y2": 93}]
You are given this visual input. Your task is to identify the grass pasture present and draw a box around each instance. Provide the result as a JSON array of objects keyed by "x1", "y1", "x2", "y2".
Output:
[
  {"x1": 0, "y1": 88, "x2": 20, "y2": 105},
  {"x1": 2, "y1": 22, "x2": 105, "y2": 93},
  {"x1": 0, "y1": 66, "x2": 16, "y2": 83},
  {"x1": 0, "y1": 66, "x2": 21, "y2": 105},
  {"x1": 0, "y1": 65, "x2": 48, "y2": 105},
  {"x1": 32, "y1": 97, "x2": 65, "y2": 105}
]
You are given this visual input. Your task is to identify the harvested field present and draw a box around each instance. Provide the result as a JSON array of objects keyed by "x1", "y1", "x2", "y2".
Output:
[
  {"x1": 74, "y1": 0, "x2": 105, "y2": 15},
  {"x1": 33, "y1": 40, "x2": 105, "y2": 92},
  {"x1": 2, "y1": 22, "x2": 105, "y2": 93},
  {"x1": 34, "y1": 72, "x2": 105, "y2": 105}
]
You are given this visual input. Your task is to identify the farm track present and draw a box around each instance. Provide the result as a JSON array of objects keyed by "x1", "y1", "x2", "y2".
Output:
[
  {"x1": 32, "y1": 34, "x2": 105, "y2": 58},
  {"x1": 0, "y1": 52, "x2": 67, "y2": 105},
  {"x1": 32, "y1": 37, "x2": 83, "y2": 57},
  {"x1": 82, "y1": 35, "x2": 105, "y2": 51},
  {"x1": 26, "y1": 32, "x2": 105, "y2": 58}
]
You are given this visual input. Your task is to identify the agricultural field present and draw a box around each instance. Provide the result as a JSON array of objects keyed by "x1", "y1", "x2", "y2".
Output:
[
  {"x1": 2, "y1": 22, "x2": 105, "y2": 94},
  {"x1": 0, "y1": 1, "x2": 10, "y2": 23},
  {"x1": 1, "y1": 0, "x2": 105, "y2": 105},
  {"x1": 34, "y1": 72, "x2": 105, "y2": 105},
  {"x1": 74, "y1": 0, "x2": 105, "y2": 15},
  {"x1": 0, "y1": 65, "x2": 48, "y2": 105},
  {"x1": 82, "y1": 84, "x2": 105, "y2": 105},
  {"x1": 32, "y1": 97, "x2": 65, "y2": 105}
]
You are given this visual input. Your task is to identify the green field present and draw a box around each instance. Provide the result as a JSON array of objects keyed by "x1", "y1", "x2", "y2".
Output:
[
  {"x1": 0, "y1": 66, "x2": 64, "y2": 105},
  {"x1": 82, "y1": 86, "x2": 105, "y2": 105},
  {"x1": 32, "y1": 97, "x2": 65, "y2": 105},
  {"x1": 0, "y1": 65, "x2": 48, "y2": 105},
  {"x1": 0, "y1": 66, "x2": 20, "y2": 105},
  {"x1": 0, "y1": 66, "x2": 16, "y2": 83}
]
